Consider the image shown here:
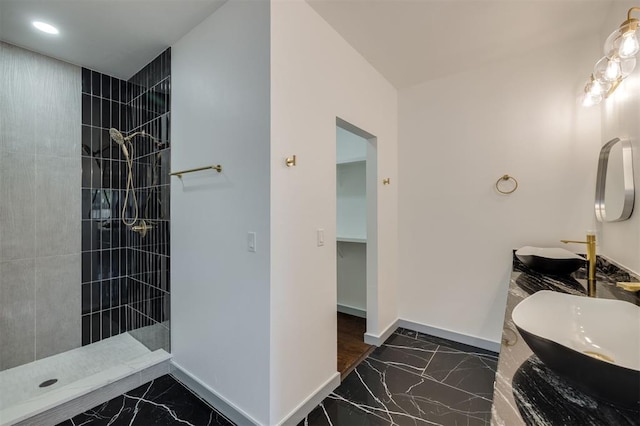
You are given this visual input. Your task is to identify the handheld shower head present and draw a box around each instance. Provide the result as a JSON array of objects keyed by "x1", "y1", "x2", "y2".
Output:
[
  {"x1": 109, "y1": 128, "x2": 125, "y2": 145},
  {"x1": 110, "y1": 128, "x2": 162, "y2": 148},
  {"x1": 109, "y1": 128, "x2": 129, "y2": 157}
]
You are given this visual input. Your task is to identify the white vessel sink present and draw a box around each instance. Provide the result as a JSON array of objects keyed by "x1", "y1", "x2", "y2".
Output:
[
  {"x1": 515, "y1": 246, "x2": 585, "y2": 275},
  {"x1": 512, "y1": 290, "x2": 640, "y2": 407}
]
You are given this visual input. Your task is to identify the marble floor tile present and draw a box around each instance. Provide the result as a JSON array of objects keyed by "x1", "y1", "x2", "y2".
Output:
[
  {"x1": 395, "y1": 328, "x2": 498, "y2": 358},
  {"x1": 56, "y1": 375, "x2": 232, "y2": 426},
  {"x1": 58, "y1": 329, "x2": 497, "y2": 426},
  {"x1": 334, "y1": 357, "x2": 492, "y2": 425},
  {"x1": 422, "y1": 347, "x2": 498, "y2": 400},
  {"x1": 302, "y1": 395, "x2": 394, "y2": 426},
  {"x1": 301, "y1": 330, "x2": 497, "y2": 426},
  {"x1": 368, "y1": 333, "x2": 438, "y2": 374}
]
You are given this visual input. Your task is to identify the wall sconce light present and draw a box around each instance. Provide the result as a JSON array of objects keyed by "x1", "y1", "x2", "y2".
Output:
[
  {"x1": 582, "y1": 7, "x2": 640, "y2": 106},
  {"x1": 604, "y1": 9, "x2": 640, "y2": 59},
  {"x1": 582, "y1": 75, "x2": 605, "y2": 107}
]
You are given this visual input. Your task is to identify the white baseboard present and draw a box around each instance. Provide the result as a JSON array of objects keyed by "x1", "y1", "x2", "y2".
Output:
[
  {"x1": 279, "y1": 372, "x2": 340, "y2": 426},
  {"x1": 364, "y1": 318, "x2": 399, "y2": 346},
  {"x1": 172, "y1": 363, "x2": 339, "y2": 426},
  {"x1": 170, "y1": 361, "x2": 260, "y2": 426},
  {"x1": 397, "y1": 319, "x2": 500, "y2": 353},
  {"x1": 337, "y1": 303, "x2": 366, "y2": 318},
  {"x1": 170, "y1": 321, "x2": 498, "y2": 426}
]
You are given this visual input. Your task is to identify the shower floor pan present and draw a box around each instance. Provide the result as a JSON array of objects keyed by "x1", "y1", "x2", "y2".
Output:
[{"x1": 0, "y1": 333, "x2": 171, "y2": 426}]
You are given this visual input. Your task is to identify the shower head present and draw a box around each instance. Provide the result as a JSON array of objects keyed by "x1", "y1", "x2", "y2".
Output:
[
  {"x1": 109, "y1": 128, "x2": 125, "y2": 145},
  {"x1": 110, "y1": 128, "x2": 130, "y2": 158},
  {"x1": 110, "y1": 127, "x2": 163, "y2": 148}
]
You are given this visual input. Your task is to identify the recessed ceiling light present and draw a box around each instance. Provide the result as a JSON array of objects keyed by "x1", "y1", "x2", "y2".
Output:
[{"x1": 32, "y1": 21, "x2": 59, "y2": 35}]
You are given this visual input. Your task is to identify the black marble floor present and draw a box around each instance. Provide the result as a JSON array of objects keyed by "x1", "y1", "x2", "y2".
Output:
[
  {"x1": 56, "y1": 375, "x2": 233, "y2": 426},
  {"x1": 59, "y1": 328, "x2": 498, "y2": 426},
  {"x1": 300, "y1": 328, "x2": 499, "y2": 425}
]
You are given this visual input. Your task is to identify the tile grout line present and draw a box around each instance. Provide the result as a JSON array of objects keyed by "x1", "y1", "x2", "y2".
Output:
[
  {"x1": 420, "y1": 344, "x2": 438, "y2": 377},
  {"x1": 33, "y1": 149, "x2": 38, "y2": 363}
]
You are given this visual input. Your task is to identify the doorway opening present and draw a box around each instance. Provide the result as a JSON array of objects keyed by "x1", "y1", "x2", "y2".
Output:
[{"x1": 335, "y1": 118, "x2": 377, "y2": 379}]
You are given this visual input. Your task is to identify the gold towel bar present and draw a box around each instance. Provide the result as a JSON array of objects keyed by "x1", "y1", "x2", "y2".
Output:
[{"x1": 170, "y1": 165, "x2": 222, "y2": 178}]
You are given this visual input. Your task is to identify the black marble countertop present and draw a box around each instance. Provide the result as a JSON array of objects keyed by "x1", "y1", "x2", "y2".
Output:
[{"x1": 490, "y1": 255, "x2": 640, "y2": 425}]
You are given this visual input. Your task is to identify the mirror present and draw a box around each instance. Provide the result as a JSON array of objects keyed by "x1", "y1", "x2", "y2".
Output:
[{"x1": 595, "y1": 138, "x2": 635, "y2": 222}]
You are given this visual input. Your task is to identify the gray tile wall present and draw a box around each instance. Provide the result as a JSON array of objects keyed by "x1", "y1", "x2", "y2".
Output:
[
  {"x1": 0, "y1": 259, "x2": 36, "y2": 368},
  {"x1": 0, "y1": 42, "x2": 81, "y2": 371}
]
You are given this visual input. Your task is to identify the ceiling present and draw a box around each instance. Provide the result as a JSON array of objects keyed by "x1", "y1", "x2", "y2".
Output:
[
  {"x1": 0, "y1": 0, "x2": 620, "y2": 87},
  {"x1": 0, "y1": 0, "x2": 226, "y2": 80},
  {"x1": 308, "y1": 0, "x2": 617, "y2": 89}
]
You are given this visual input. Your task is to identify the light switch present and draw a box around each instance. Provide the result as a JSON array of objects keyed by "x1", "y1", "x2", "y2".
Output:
[
  {"x1": 317, "y1": 229, "x2": 325, "y2": 247},
  {"x1": 248, "y1": 232, "x2": 256, "y2": 252}
]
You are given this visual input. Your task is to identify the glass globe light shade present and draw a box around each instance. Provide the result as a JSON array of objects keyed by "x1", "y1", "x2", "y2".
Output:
[
  {"x1": 591, "y1": 75, "x2": 612, "y2": 94},
  {"x1": 581, "y1": 77, "x2": 604, "y2": 107},
  {"x1": 620, "y1": 56, "x2": 637, "y2": 77},
  {"x1": 587, "y1": 78, "x2": 607, "y2": 96},
  {"x1": 582, "y1": 91, "x2": 603, "y2": 107},
  {"x1": 620, "y1": 32, "x2": 639, "y2": 57},
  {"x1": 604, "y1": 19, "x2": 640, "y2": 59},
  {"x1": 595, "y1": 56, "x2": 622, "y2": 82},
  {"x1": 606, "y1": 59, "x2": 622, "y2": 80}
]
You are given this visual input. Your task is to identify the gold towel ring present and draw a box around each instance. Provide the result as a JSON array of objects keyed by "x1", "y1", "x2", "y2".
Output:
[{"x1": 496, "y1": 174, "x2": 518, "y2": 194}]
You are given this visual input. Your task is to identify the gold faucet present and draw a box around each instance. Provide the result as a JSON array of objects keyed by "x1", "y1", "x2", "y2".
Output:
[
  {"x1": 561, "y1": 233, "x2": 596, "y2": 297},
  {"x1": 616, "y1": 282, "x2": 640, "y2": 292}
]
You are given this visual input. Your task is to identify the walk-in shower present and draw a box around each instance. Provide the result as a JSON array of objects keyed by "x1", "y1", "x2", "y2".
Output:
[{"x1": 0, "y1": 43, "x2": 172, "y2": 424}]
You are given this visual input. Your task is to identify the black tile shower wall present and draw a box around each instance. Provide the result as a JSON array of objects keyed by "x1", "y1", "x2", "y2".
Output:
[
  {"x1": 81, "y1": 69, "x2": 132, "y2": 345},
  {"x1": 80, "y1": 48, "x2": 170, "y2": 347},
  {"x1": 127, "y1": 49, "x2": 171, "y2": 342}
]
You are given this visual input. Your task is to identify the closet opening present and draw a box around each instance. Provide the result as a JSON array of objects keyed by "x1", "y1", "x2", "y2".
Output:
[{"x1": 335, "y1": 118, "x2": 377, "y2": 379}]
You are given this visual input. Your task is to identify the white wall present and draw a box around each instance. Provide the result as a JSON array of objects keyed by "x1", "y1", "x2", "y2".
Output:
[
  {"x1": 398, "y1": 35, "x2": 602, "y2": 345},
  {"x1": 336, "y1": 126, "x2": 367, "y2": 163},
  {"x1": 336, "y1": 137, "x2": 367, "y2": 314},
  {"x1": 270, "y1": 0, "x2": 398, "y2": 423},
  {"x1": 598, "y1": 1, "x2": 640, "y2": 275},
  {"x1": 336, "y1": 158, "x2": 367, "y2": 314},
  {"x1": 337, "y1": 161, "x2": 366, "y2": 240},
  {"x1": 336, "y1": 143, "x2": 367, "y2": 315},
  {"x1": 337, "y1": 242, "x2": 367, "y2": 313},
  {"x1": 171, "y1": 0, "x2": 271, "y2": 424}
]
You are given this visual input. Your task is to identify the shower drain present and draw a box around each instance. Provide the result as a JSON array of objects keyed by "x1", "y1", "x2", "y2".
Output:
[{"x1": 39, "y1": 379, "x2": 58, "y2": 388}]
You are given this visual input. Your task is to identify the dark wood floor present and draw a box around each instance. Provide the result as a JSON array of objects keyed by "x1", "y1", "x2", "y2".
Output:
[{"x1": 337, "y1": 312, "x2": 374, "y2": 380}]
